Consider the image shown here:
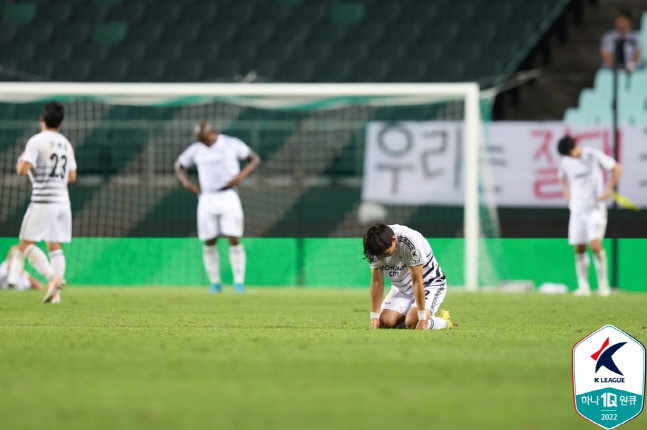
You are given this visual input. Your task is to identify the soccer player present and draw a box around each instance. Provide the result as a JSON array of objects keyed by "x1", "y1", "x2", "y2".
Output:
[
  {"x1": 15, "y1": 101, "x2": 76, "y2": 303},
  {"x1": 364, "y1": 223, "x2": 453, "y2": 330},
  {"x1": 1, "y1": 246, "x2": 43, "y2": 291},
  {"x1": 175, "y1": 123, "x2": 261, "y2": 293},
  {"x1": 557, "y1": 136, "x2": 622, "y2": 296}
]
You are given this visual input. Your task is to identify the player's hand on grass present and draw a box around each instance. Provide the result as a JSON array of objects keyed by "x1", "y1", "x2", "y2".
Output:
[
  {"x1": 370, "y1": 318, "x2": 380, "y2": 329},
  {"x1": 185, "y1": 183, "x2": 201, "y2": 196},
  {"x1": 415, "y1": 320, "x2": 428, "y2": 330}
]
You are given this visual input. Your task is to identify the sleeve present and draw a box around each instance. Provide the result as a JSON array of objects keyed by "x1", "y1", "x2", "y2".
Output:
[
  {"x1": 177, "y1": 144, "x2": 196, "y2": 168},
  {"x1": 557, "y1": 161, "x2": 566, "y2": 179},
  {"x1": 601, "y1": 32, "x2": 614, "y2": 53},
  {"x1": 67, "y1": 143, "x2": 77, "y2": 171},
  {"x1": 234, "y1": 138, "x2": 251, "y2": 160},
  {"x1": 21, "y1": 136, "x2": 39, "y2": 165},
  {"x1": 595, "y1": 149, "x2": 616, "y2": 171},
  {"x1": 405, "y1": 232, "x2": 427, "y2": 267}
]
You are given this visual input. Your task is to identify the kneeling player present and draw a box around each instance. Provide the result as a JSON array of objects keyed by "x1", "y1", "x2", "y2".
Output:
[{"x1": 364, "y1": 223, "x2": 453, "y2": 330}]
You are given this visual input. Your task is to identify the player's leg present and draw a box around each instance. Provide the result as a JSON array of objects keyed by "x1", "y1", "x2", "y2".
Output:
[
  {"x1": 378, "y1": 286, "x2": 409, "y2": 328},
  {"x1": 221, "y1": 193, "x2": 246, "y2": 293},
  {"x1": 6, "y1": 245, "x2": 25, "y2": 288},
  {"x1": 47, "y1": 242, "x2": 65, "y2": 303},
  {"x1": 404, "y1": 283, "x2": 451, "y2": 330},
  {"x1": 46, "y1": 204, "x2": 73, "y2": 303},
  {"x1": 197, "y1": 199, "x2": 222, "y2": 293},
  {"x1": 570, "y1": 211, "x2": 591, "y2": 296},
  {"x1": 587, "y1": 208, "x2": 610, "y2": 296}
]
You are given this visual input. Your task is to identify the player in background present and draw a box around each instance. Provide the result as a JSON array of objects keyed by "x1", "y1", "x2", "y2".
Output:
[
  {"x1": 15, "y1": 101, "x2": 76, "y2": 303},
  {"x1": 364, "y1": 223, "x2": 453, "y2": 330},
  {"x1": 0, "y1": 245, "x2": 44, "y2": 291},
  {"x1": 175, "y1": 123, "x2": 261, "y2": 293},
  {"x1": 557, "y1": 136, "x2": 622, "y2": 296}
]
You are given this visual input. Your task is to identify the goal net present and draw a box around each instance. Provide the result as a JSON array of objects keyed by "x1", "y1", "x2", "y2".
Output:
[{"x1": 0, "y1": 83, "x2": 505, "y2": 291}]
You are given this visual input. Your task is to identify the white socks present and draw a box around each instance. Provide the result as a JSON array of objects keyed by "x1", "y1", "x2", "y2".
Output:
[
  {"x1": 428, "y1": 316, "x2": 448, "y2": 330},
  {"x1": 229, "y1": 244, "x2": 246, "y2": 284},
  {"x1": 202, "y1": 245, "x2": 221, "y2": 284},
  {"x1": 575, "y1": 252, "x2": 591, "y2": 292},
  {"x1": 6, "y1": 249, "x2": 25, "y2": 286},
  {"x1": 594, "y1": 249, "x2": 611, "y2": 296},
  {"x1": 23, "y1": 244, "x2": 56, "y2": 281},
  {"x1": 49, "y1": 249, "x2": 66, "y2": 278}
]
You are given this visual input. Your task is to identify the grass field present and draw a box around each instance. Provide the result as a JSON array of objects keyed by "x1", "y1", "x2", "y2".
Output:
[{"x1": 1, "y1": 288, "x2": 646, "y2": 430}]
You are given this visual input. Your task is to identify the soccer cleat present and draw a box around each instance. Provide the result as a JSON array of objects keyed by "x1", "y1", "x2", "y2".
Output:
[
  {"x1": 51, "y1": 293, "x2": 61, "y2": 304},
  {"x1": 573, "y1": 288, "x2": 591, "y2": 297},
  {"x1": 437, "y1": 309, "x2": 453, "y2": 329},
  {"x1": 233, "y1": 283, "x2": 245, "y2": 293},
  {"x1": 598, "y1": 285, "x2": 611, "y2": 297},
  {"x1": 208, "y1": 283, "x2": 222, "y2": 293},
  {"x1": 42, "y1": 275, "x2": 63, "y2": 303}
]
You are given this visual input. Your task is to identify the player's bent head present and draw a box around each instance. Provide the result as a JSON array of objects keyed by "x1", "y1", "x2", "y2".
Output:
[
  {"x1": 41, "y1": 101, "x2": 64, "y2": 129},
  {"x1": 363, "y1": 223, "x2": 394, "y2": 260},
  {"x1": 194, "y1": 122, "x2": 216, "y2": 144},
  {"x1": 557, "y1": 135, "x2": 576, "y2": 156},
  {"x1": 616, "y1": 9, "x2": 633, "y2": 31}
]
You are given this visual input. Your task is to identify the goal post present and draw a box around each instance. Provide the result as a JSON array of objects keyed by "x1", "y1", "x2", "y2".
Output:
[{"x1": 0, "y1": 82, "x2": 485, "y2": 291}]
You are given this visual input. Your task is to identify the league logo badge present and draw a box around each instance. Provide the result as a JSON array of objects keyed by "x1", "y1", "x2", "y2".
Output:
[{"x1": 573, "y1": 325, "x2": 645, "y2": 429}]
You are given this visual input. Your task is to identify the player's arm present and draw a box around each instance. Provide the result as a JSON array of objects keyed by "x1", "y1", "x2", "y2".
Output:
[
  {"x1": 174, "y1": 160, "x2": 201, "y2": 196},
  {"x1": 68, "y1": 169, "x2": 77, "y2": 183},
  {"x1": 601, "y1": 49, "x2": 614, "y2": 68},
  {"x1": 16, "y1": 152, "x2": 33, "y2": 176},
  {"x1": 225, "y1": 150, "x2": 261, "y2": 188},
  {"x1": 559, "y1": 176, "x2": 570, "y2": 204},
  {"x1": 600, "y1": 162, "x2": 623, "y2": 201},
  {"x1": 411, "y1": 265, "x2": 427, "y2": 330},
  {"x1": 369, "y1": 267, "x2": 384, "y2": 329}
]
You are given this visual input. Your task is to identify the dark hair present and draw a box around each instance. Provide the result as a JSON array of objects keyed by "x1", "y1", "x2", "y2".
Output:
[
  {"x1": 617, "y1": 9, "x2": 632, "y2": 21},
  {"x1": 42, "y1": 101, "x2": 64, "y2": 128},
  {"x1": 557, "y1": 135, "x2": 575, "y2": 156},
  {"x1": 363, "y1": 223, "x2": 394, "y2": 260}
]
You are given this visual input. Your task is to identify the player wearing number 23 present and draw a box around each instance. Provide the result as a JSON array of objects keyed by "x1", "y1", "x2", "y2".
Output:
[{"x1": 15, "y1": 101, "x2": 76, "y2": 303}]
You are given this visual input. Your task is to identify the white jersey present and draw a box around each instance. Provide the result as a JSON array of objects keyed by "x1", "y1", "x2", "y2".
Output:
[
  {"x1": 22, "y1": 130, "x2": 77, "y2": 204},
  {"x1": 368, "y1": 224, "x2": 445, "y2": 294},
  {"x1": 558, "y1": 147, "x2": 616, "y2": 212},
  {"x1": 177, "y1": 134, "x2": 251, "y2": 194}
]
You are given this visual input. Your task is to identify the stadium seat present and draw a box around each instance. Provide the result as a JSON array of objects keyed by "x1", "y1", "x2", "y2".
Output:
[
  {"x1": 3, "y1": 2, "x2": 36, "y2": 24},
  {"x1": 91, "y1": 59, "x2": 130, "y2": 81},
  {"x1": 51, "y1": 23, "x2": 92, "y2": 45},
  {"x1": 329, "y1": 2, "x2": 365, "y2": 25},
  {"x1": 145, "y1": 42, "x2": 185, "y2": 63},
  {"x1": 33, "y1": 3, "x2": 72, "y2": 25},
  {"x1": 17, "y1": 59, "x2": 55, "y2": 78},
  {"x1": 0, "y1": 42, "x2": 35, "y2": 62},
  {"x1": 14, "y1": 24, "x2": 53, "y2": 44},
  {"x1": 70, "y1": 3, "x2": 108, "y2": 23},
  {"x1": 105, "y1": 3, "x2": 146, "y2": 25},
  {"x1": 53, "y1": 59, "x2": 92, "y2": 81},
  {"x1": 35, "y1": 42, "x2": 74, "y2": 62},
  {"x1": 115, "y1": 42, "x2": 147, "y2": 61},
  {"x1": 93, "y1": 22, "x2": 129, "y2": 45},
  {"x1": 129, "y1": 59, "x2": 167, "y2": 82}
]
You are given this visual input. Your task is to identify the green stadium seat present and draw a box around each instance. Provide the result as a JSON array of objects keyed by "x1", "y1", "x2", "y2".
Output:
[
  {"x1": 329, "y1": 2, "x2": 365, "y2": 25},
  {"x1": 397, "y1": 3, "x2": 439, "y2": 24},
  {"x1": 53, "y1": 59, "x2": 92, "y2": 81},
  {"x1": 141, "y1": 3, "x2": 182, "y2": 24},
  {"x1": 214, "y1": 3, "x2": 256, "y2": 23},
  {"x1": 74, "y1": 43, "x2": 110, "y2": 62},
  {"x1": 15, "y1": 24, "x2": 53, "y2": 44},
  {"x1": 115, "y1": 42, "x2": 147, "y2": 61},
  {"x1": 145, "y1": 42, "x2": 185, "y2": 63},
  {"x1": 33, "y1": 3, "x2": 71, "y2": 25},
  {"x1": 91, "y1": 59, "x2": 129, "y2": 81},
  {"x1": 3, "y1": 2, "x2": 36, "y2": 24},
  {"x1": 105, "y1": 3, "x2": 146, "y2": 25},
  {"x1": 161, "y1": 24, "x2": 201, "y2": 44},
  {"x1": 385, "y1": 23, "x2": 421, "y2": 44},
  {"x1": 34, "y1": 41, "x2": 73, "y2": 62},
  {"x1": 70, "y1": 3, "x2": 108, "y2": 23},
  {"x1": 297, "y1": 3, "x2": 330, "y2": 25},
  {"x1": 51, "y1": 24, "x2": 92, "y2": 44},
  {"x1": 93, "y1": 22, "x2": 129, "y2": 45},
  {"x1": 334, "y1": 41, "x2": 370, "y2": 61},
  {"x1": 164, "y1": 59, "x2": 204, "y2": 81},
  {"x1": 363, "y1": 2, "x2": 402, "y2": 24},
  {"x1": 128, "y1": 23, "x2": 164, "y2": 44},
  {"x1": 180, "y1": 3, "x2": 219, "y2": 23},
  {"x1": 347, "y1": 22, "x2": 385, "y2": 45},
  {"x1": 303, "y1": 41, "x2": 334, "y2": 62},
  {"x1": 129, "y1": 59, "x2": 167, "y2": 81},
  {"x1": 375, "y1": 40, "x2": 407, "y2": 62},
  {"x1": 0, "y1": 42, "x2": 36, "y2": 62}
]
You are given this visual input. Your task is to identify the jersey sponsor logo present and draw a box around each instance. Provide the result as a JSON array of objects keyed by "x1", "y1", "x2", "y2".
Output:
[
  {"x1": 573, "y1": 325, "x2": 645, "y2": 429},
  {"x1": 381, "y1": 263, "x2": 405, "y2": 278}
]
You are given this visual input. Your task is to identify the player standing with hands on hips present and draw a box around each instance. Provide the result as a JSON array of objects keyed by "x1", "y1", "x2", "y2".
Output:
[
  {"x1": 364, "y1": 223, "x2": 453, "y2": 330},
  {"x1": 557, "y1": 136, "x2": 622, "y2": 296},
  {"x1": 175, "y1": 123, "x2": 260, "y2": 293},
  {"x1": 14, "y1": 101, "x2": 77, "y2": 303}
]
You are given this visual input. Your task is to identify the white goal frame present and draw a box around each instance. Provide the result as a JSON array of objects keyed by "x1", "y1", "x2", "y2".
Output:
[{"x1": 0, "y1": 82, "x2": 482, "y2": 292}]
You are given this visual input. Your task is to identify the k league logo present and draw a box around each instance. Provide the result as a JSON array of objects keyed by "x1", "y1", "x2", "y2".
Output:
[{"x1": 573, "y1": 325, "x2": 646, "y2": 429}]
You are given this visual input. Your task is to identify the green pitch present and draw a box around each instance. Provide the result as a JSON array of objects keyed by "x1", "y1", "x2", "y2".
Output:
[{"x1": 1, "y1": 288, "x2": 646, "y2": 430}]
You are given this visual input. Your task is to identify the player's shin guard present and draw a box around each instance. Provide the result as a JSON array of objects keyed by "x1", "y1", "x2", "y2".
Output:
[
  {"x1": 229, "y1": 244, "x2": 246, "y2": 284},
  {"x1": 593, "y1": 249, "x2": 611, "y2": 296},
  {"x1": 202, "y1": 245, "x2": 221, "y2": 284},
  {"x1": 24, "y1": 244, "x2": 56, "y2": 280},
  {"x1": 49, "y1": 249, "x2": 66, "y2": 278},
  {"x1": 575, "y1": 252, "x2": 591, "y2": 293},
  {"x1": 428, "y1": 316, "x2": 448, "y2": 330},
  {"x1": 6, "y1": 249, "x2": 25, "y2": 287}
]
